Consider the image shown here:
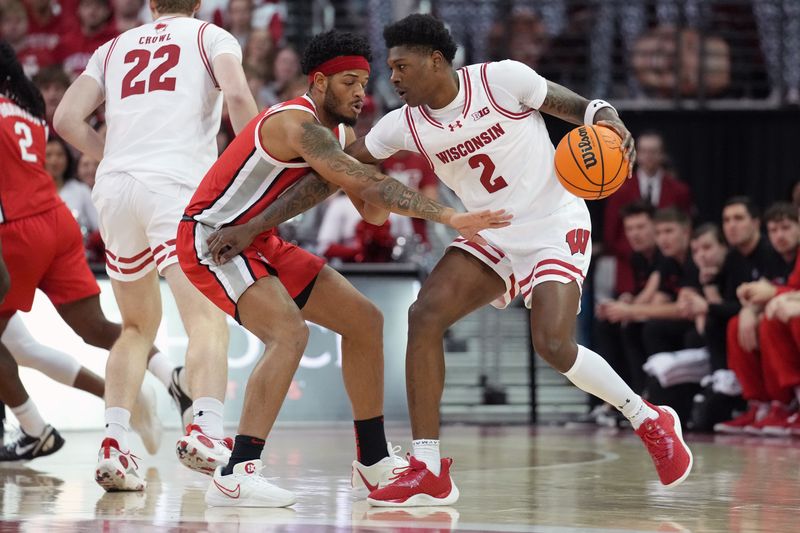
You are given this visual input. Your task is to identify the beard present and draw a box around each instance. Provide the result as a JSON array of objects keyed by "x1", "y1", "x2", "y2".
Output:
[{"x1": 323, "y1": 88, "x2": 358, "y2": 127}]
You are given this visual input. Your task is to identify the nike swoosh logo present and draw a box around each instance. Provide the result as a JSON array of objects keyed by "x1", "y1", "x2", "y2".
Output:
[
  {"x1": 15, "y1": 441, "x2": 37, "y2": 456},
  {"x1": 356, "y1": 468, "x2": 379, "y2": 492},
  {"x1": 214, "y1": 479, "x2": 240, "y2": 499}
]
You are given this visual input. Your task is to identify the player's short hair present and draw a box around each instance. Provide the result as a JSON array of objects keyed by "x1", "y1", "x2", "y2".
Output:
[
  {"x1": 723, "y1": 196, "x2": 760, "y2": 219},
  {"x1": 383, "y1": 14, "x2": 458, "y2": 64},
  {"x1": 0, "y1": 39, "x2": 45, "y2": 119},
  {"x1": 152, "y1": 0, "x2": 198, "y2": 15},
  {"x1": 692, "y1": 223, "x2": 725, "y2": 244},
  {"x1": 620, "y1": 200, "x2": 655, "y2": 221},
  {"x1": 300, "y1": 30, "x2": 372, "y2": 75},
  {"x1": 764, "y1": 202, "x2": 799, "y2": 224},
  {"x1": 654, "y1": 207, "x2": 691, "y2": 227}
]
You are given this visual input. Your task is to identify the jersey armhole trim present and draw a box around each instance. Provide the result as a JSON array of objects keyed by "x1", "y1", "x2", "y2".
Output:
[
  {"x1": 198, "y1": 23, "x2": 220, "y2": 89},
  {"x1": 103, "y1": 36, "x2": 121, "y2": 79},
  {"x1": 479, "y1": 63, "x2": 534, "y2": 121},
  {"x1": 253, "y1": 110, "x2": 313, "y2": 169},
  {"x1": 404, "y1": 107, "x2": 434, "y2": 170}
]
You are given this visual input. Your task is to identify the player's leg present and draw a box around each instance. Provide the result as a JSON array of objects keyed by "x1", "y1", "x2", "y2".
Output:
[
  {"x1": 0, "y1": 315, "x2": 65, "y2": 461},
  {"x1": 299, "y1": 265, "x2": 406, "y2": 494},
  {"x1": 368, "y1": 248, "x2": 505, "y2": 507},
  {"x1": 529, "y1": 279, "x2": 692, "y2": 486}
]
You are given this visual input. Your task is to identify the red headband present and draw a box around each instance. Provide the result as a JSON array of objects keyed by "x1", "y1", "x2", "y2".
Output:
[{"x1": 308, "y1": 55, "x2": 371, "y2": 83}]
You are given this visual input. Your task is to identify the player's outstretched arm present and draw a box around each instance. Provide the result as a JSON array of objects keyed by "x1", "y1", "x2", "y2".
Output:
[
  {"x1": 53, "y1": 76, "x2": 106, "y2": 161},
  {"x1": 213, "y1": 54, "x2": 259, "y2": 133},
  {"x1": 540, "y1": 80, "x2": 636, "y2": 173}
]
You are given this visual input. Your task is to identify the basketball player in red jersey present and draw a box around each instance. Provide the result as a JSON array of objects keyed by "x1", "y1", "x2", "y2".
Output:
[
  {"x1": 178, "y1": 30, "x2": 510, "y2": 507},
  {"x1": 0, "y1": 40, "x2": 172, "y2": 462},
  {"x1": 210, "y1": 15, "x2": 694, "y2": 507}
]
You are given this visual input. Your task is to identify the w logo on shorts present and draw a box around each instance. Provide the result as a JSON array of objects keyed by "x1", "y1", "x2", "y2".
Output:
[{"x1": 566, "y1": 228, "x2": 590, "y2": 255}]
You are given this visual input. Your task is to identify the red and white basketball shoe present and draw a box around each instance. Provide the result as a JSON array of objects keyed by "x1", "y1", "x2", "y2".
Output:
[
  {"x1": 205, "y1": 459, "x2": 296, "y2": 508},
  {"x1": 635, "y1": 401, "x2": 693, "y2": 487},
  {"x1": 714, "y1": 403, "x2": 766, "y2": 434},
  {"x1": 367, "y1": 456, "x2": 459, "y2": 507},
  {"x1": 351, "y1": 443, "x2": 409, "y2": 497},
  {"x1": 176, "y1": 424, "x2": 232, "y2": 476},
  {"x1": 95, "y1": 438, "x2": 145, "y2": 492}
]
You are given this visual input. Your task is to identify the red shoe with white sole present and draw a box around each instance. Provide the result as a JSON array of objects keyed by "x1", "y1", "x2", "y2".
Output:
[
  {"x1": 95, "y1": 438, "x2": 145, "y2": 492},
  {"x1": 367, "y1": 456, "x2": 459, "y2": 507},
  {"x1": 176, "y1": 424, "x2": 233, "y2": 476},
  {"x1": 635, "y1": 401, "x2": 693, "y2": 487}
]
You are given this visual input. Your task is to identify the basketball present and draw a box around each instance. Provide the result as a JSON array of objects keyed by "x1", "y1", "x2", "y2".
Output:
[{"x1": 554, "y1": 125, "x2": 630, "y2": 200}]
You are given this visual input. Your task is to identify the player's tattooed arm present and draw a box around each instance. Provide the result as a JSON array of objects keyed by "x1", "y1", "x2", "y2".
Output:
[{"x1": 250, "y1": 172, "x2": 339, "y2": 233}]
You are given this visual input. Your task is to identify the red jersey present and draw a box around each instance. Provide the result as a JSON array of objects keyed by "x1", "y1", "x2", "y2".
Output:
[
  {"x1": 184, "y1": 95, "x2": 345, "y2": 231},
  {"x1": 0, "y1": 96, "x2": 61, "y2": 223}
]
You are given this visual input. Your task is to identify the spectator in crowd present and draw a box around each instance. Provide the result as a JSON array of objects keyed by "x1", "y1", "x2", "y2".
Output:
[
  {"x1": 594, "y1": 201, "x2": 660, "y2": 402},
  {"x1": 226, "y1": 0, "x2": 253, "y2": 48},
  {"x1": 716, "y1": 203, "x2": 800, "y2": 434},
  {"x1": 32, "y1": 65, "x2": 70, "y2": 125},
  {"x1": 46, "y1": 137, "x2": 98, "y2": 234},
  {"x1": 262, "y1": 45, "x2": 302, "y2": 106},
  {"x1": 58, "y1": 0, "x2": 118, "y2": 79},
  {"x1": 112, "y1": 0, "x2": 145, "y2": 33},
  {"x1": 1, "y1": 0, "x2": 52, "y2": 76},
  {"x1": 76, "y1": 152, "x2": 99, "y2": 189},
  {"x1": 753, "y1": 0, "x2": 800, "y2": 104},
  {"x1": 243, "y1": 28, "x2": 274, "y2": 81},
  {"x1": 435, "y1": 0, "x2": 496, "y2": 63},
  {"x1": 23, "y1": 0, "x2": 78, "y2": 59},
  {"x1": 603, "y1": 131, "x2": 692, "y2": 296}
]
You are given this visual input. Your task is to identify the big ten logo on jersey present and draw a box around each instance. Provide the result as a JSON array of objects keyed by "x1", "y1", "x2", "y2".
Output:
[
  {"x1": 566, "y1": 228, "x2": 590, "y2": 255},
  {"x1": 471, "y1": 106, "x2": 490, "y2": 121}
]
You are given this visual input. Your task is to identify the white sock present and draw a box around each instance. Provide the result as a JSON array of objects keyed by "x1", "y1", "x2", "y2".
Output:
[
  {"x1": 412, "y1": 439, "x2": 441, "y2": 476},
  {"x1": 563, "y1": 345, "x2": 657, "y2": 430},
  {"x1": 105, "y1": 407, "x2": 131, "y2": 451},
  {"x1": 147, "y1": 351, "x2": 175, "y2": 390},
  {"x1": 11, "y1": 398, "x2": 46, "y2": 437},
  {"x1": 193, "y1": 397, "x2": 224, "y2": 439}
]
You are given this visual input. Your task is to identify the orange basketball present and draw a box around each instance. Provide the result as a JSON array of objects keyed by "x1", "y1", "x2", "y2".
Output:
[{"x1": 554, "y1": 124, "x2": 629, "y2": 200}]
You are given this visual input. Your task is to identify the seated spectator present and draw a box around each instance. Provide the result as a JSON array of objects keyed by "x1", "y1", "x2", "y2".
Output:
[
  {"x1": 76, "y1": 152, "x2": 99, "y2": 189},
  {"x1": 112, "y1": 0, "x2": 145, "y2": 32},
  {"x1": 32, "y1": 66, "x2": 70, "y2": 125},
  {"x1": 46, "y1": 137, "x2": 99, "y2": 234},
  {"x1": 58, "y1": 0, "x2": 118, "y2": 79},
  {"x1": 226, "y1": 0, "x2": 253, "y2": 48},
  {"x1": 1, "y1": 0, "x2": 55, "y2": 77},
  {"x1": 262, "y1": 46, "x2": 302, "y2": 106},
  {"x1": 603, "y1": 131, "x2": 692, "y2": 296},
  {"x1": 23, "y1": 0, "x2": 78, "y2": 66},
  {"x1": 717, "y1": 203, "x2": 800, "y2": 434}
]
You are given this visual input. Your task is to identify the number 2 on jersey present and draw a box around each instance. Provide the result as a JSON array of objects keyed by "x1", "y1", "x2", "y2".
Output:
[
  {"x1": 14, "y1": 122, "x2": 37, "y2": 162},
  {"x1": 468, "y1": 154, "x2": 508, "y2": 193},
  {"x1": 121, "y1": 45, "x2": 180, "y2": 99}
]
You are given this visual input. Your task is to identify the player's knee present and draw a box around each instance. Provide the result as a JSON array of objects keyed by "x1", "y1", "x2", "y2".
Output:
[
  {"x1": 531, "y1": 329, "x2": 575, "y2": 372},
  {"x1": 408, "y1": 297, "x2": 447, "y2": 334}
]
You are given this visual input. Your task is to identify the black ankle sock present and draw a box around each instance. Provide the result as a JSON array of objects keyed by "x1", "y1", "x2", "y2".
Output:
[
  {"x1": 221, "y1": 434, "x2": 265, "y2": 476},
  {"x1": 354, "y1": 415, "x2": 389, "y2": 466}
]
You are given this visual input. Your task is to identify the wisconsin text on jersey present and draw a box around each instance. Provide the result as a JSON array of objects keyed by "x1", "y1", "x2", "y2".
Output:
[{"x1": 434, "y1": 122, "x2": 506, "y2": 164}]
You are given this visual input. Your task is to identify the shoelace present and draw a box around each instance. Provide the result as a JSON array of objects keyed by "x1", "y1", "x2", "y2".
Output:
[
  {"x1": 389, "y1": 460, "x2": 425, "y2": 481},
  {"x1": 642, "y1": 423, "x2": 672, "y2": 463}
]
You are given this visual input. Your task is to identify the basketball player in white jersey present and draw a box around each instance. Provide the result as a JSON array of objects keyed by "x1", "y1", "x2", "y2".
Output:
[
  {"x1": 208, "y1": 14, "x2": 694, "y2": 506},
  {"x1": 53, "y1": 0, "x2": 258, "y2": 491}
]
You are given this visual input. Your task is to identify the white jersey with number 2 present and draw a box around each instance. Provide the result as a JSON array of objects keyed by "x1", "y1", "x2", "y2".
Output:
[{"x1": 82, "y1": 15, "x2": 241, "y2": 190}]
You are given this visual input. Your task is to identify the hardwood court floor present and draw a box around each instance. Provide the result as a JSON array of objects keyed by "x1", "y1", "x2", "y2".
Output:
[{"x1": 1, "y1": 425, "x2": 798, "y2": 532}]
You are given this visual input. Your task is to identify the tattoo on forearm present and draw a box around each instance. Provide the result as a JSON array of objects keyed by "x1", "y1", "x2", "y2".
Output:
[
  {"x1": 541, "y1": 81, "x2": 588, "y2": 124},
  {"x1": 255, "y1": 172, "x2": 338, "y2": 230},
  {"x1": 299, "y1": 122, "x2": 450, "y2": 223}
]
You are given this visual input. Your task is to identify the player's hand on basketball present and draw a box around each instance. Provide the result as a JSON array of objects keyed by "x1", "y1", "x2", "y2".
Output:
[
  {"x1": 449, "y1": 209, "x2": 512, "y2": 245},
  {"x1": 596, "y1": 119, "x2": 636, "y2": 178},
  {"x1": 206, "y1": 223, "x2": 259, "y2": 265}
]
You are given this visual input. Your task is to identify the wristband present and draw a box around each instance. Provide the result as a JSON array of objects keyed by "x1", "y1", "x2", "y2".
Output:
[{"x1": 584, "y1": 99, "x2": 616, "y2": 125}]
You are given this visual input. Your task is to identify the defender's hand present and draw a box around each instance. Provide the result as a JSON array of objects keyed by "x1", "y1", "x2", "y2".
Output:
[
  {"x1": 597, "y1": 119, "x2": 636, "y2": 179},
  {"x1": 206, "y1": 223, "x2": 259, "y2": 265},
  {"x1": 448, "y1": 209, "x2": 512, "y2": 246}
]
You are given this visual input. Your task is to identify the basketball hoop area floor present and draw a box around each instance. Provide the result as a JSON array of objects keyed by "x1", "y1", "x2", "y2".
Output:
[{"x1": 1, "y1": 425, "x2": 798, "y2": 532}]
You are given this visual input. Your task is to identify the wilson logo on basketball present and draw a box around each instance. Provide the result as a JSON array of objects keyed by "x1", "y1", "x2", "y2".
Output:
[
  {"x1": 576, "y1": 127, "x2": 597, "y2": 169},
  {"x1": 566, "y1": 228, "x2": 590, "y2": 255},
  {"x1": 244, "y1": 462, "x2": 256, "y2": 474}
]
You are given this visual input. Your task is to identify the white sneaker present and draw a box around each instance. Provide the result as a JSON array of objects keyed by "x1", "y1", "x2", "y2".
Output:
[
  {"x1": 205, "y1": 459, "x2": 296, "y2": 508},
  {"x1": 351, "y1": 443, "x2": 409, "y2": 497},
  {"x1": 176, "y1": 424, "x2": 232, "y2": 476},
  {"x1": 130, "y1": 382, "x2": 163, "y2": 455},
  {"x1": 95, "y1": 438, "x2": 146, "y2": 492}
]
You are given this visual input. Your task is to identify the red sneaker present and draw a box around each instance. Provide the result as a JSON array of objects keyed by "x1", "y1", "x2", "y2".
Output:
[
  {"x1": 635, "y1": 401, "x2": 693, "y2": 487},
  {"x1": 787, "y1": 413, "x2": 800, "y2": 437},
  {"x1": 366, "y1": 456, "x2": 459, "y2": 507},
  {"x1": 713, "y1": 403, "x2": 763, "y2": 434},
  {"x1": 746, "y1": 402, "x2": 793, "y2": 436}
]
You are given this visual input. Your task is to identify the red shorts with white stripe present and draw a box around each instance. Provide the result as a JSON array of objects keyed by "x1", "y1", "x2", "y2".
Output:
[
  {"x1": 176, "y1": 220, "x2": 325, "y2": 319},
  {"x1": 448, "y1": 199, "x2": 591, "y2": 310},
  {"x1": 0, "y1": 204, "x2": 100, "y2": 318},
  {"x1": 92, "y1": 172, "x2": 189, "y2": 281}
]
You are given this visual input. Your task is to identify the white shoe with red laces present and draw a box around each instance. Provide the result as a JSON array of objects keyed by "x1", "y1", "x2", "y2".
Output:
[
  {"x1": 367, "y1": 456, "x2": 459, "y2": 507},
  {"x1": 351, "y1": 443, "x2": 409, "y2": 497},
  {"x1": 176, "y1": 424, "x2": 232, "y2": 476},
  {"x1": 95, "y1": 438, "x2": 145, "y2": 492},
  {"x1": 635, "y1": 401, "x2": 693, "y2": 487}
]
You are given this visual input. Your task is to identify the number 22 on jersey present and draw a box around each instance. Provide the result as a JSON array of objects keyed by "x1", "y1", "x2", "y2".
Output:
[{"x1": 121, "y1": 45, "x2": 181, "y2": 99}]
